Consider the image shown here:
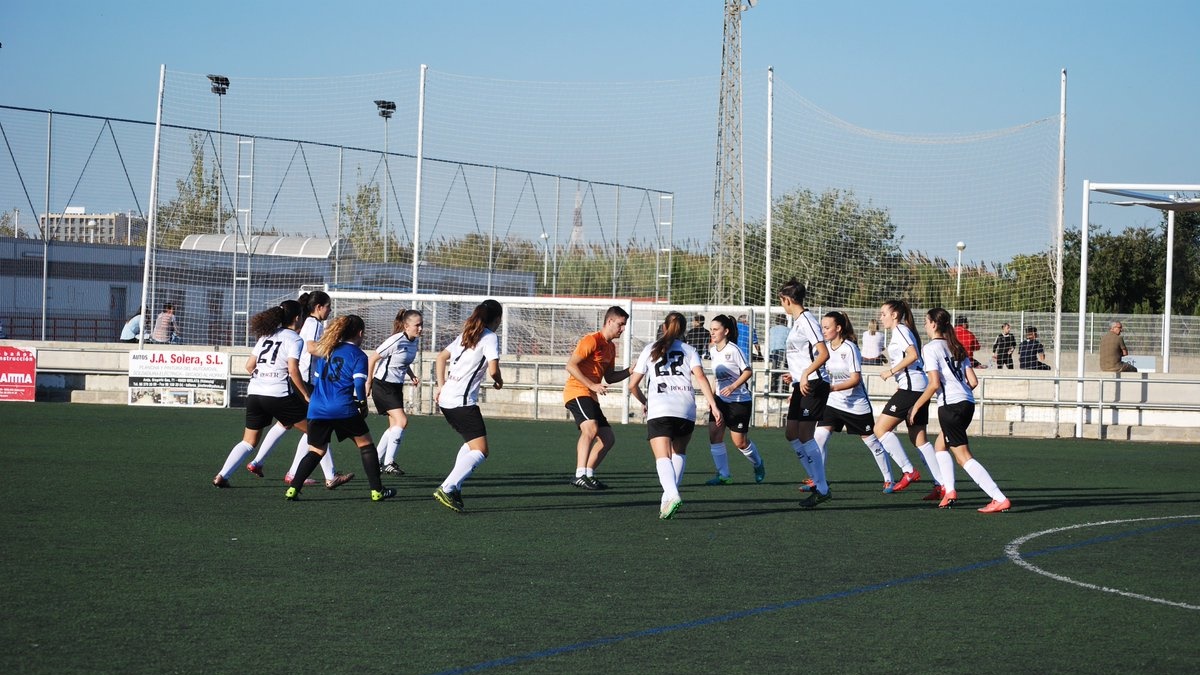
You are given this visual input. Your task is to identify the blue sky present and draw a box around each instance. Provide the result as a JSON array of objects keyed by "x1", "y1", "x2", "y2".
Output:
[{"x1": 4, "y1": 0, "x2": 1198, "y2": 254}]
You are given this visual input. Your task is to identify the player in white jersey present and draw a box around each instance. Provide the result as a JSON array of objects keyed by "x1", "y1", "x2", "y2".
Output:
[
  {"x1": 777, "y1": 277, "x2": 833, "y2": 507},
  {"x1": 272, "y1": 291, "x2": 352, "y2": 489},
  {"x1": 874, "y1": 299, "x2": 942, "y2": 500},
  {"x1": 628, "y1": 312, "x2": 723, "y2": 520},
  {"x1": 702, "y1": 315, "x2": 765, "y2": 485},
  {"x1": 910, "y1": 308, "x2": 1010, "y2": 513},
  {"x1": 212, "y1": 301, "x2": 309, "y2": 487},
  {"x1": 432, "y1": 300, "x2": 505, "y2": 513},
  {"x1": 813, "y1": 312, "x2": 895, "y2": 493},
  {"x1": 366, "y1": 308, "x2": 424, "y2": 476}
]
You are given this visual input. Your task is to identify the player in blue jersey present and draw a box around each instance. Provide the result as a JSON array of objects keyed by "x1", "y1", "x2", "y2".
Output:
[{"x1": 285, "y1": 314, "x2": 393, "y2": 502}]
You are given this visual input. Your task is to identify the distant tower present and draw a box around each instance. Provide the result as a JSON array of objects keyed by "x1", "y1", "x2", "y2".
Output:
[
  {"x1": 713, "y1": 0, "x2": 756, "y2": 304},
  {"x1": 568, "y1": 186, "x2": 585, "y2": 249}
]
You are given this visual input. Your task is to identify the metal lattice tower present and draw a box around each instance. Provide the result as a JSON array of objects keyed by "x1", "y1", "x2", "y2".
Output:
[{"x1": 712, "y1": 0, "x2": 754, "y2": 304}]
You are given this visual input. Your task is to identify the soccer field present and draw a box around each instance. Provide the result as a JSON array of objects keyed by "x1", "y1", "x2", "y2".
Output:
[{"x1": 2, "y1": 402, "x2": 1197, "y2": 674}]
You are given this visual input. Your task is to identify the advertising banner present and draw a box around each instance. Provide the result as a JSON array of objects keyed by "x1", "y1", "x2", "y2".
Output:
[
  {"x1": 128, "y1": 350, "x2": 229, "y2": 407},
  {"x1": 0, "y1": 345, "x2": 37, "y2": 402}
]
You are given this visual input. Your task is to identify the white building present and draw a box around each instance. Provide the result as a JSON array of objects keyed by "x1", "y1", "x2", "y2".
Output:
[{"x1": 38, "y1": 207, "x2": 146, "y2": 244}]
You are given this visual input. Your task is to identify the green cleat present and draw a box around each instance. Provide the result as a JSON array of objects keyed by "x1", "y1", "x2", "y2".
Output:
[
  {"x1": 753, "y1": 461, "x2": 766, "y2": 484},
  {"x1": 434, "y1": 487, "x2": 464, "y2": 513},
  {"x1": 285, "y1": 487, "x2": 299, "y2": 501},
  {"x1": 371, "y1": 488, "x2": 396, "y2": 502},
  {"x1": 705, "y1": 474, "x2": 733, "y2": 486},
  {"x1": 799, "y1": 488, "x2": 832, "y2": 508},
  {"x1": 659, "y1": 498, "x2": 683, "y2": 520}
]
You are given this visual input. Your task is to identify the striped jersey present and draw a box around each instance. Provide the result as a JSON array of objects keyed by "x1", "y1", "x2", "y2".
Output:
[
  {"x1": 438, "y1": 330, "x2": 499, "y2": 410},
  {"x1": 921, "y1": 339, "x2": 975, "y2": 405},
  {"x1": 886, "y1": 324, "x2": 928, "y2": 391},
  {"x1": 247, "y1": 328, "x2": 303, "y2": 397},
  {"x1": 825, "y1": 339, "x2": 872, "y2": 415},
  {"x1": 785, "y1": 310, "x2": 829, "y2": 383},
  {"x1": 709, "y1": 341, "x2": 751, "y2": 403},
  {"x1": 372, "y1": 331, "x2": 419, "y2": 383},
  {"x1": 632, "y1": 339, "x2": 703, "y2": 421}
]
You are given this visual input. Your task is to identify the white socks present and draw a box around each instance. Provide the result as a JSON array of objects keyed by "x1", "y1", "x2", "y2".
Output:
[
  {"x1": 863, "y1": 434, "x2": 892, "y2": 482},
  {"x1": 963, "y1": 458, "x2": 1006, "y2": 502},
  {"x1": 442, "y1": 444, "x2": 486, "y2": 492},
  {"x1": 710, "y1": 443, "x2": 730, "y2": 478},
  {"x1": 671, "y1": 453, "x2": 687, "y2": 487},
  {"x1": 916, "y1": 442, "x2": 941, "y2": 486},
  {"x1": 377, "y1": 425, "x2": 404, "y2": 464},
  {"x1": 878, "y1": 431, "x2": 915, "y2": 474},
  {"x1": 813, "y1": 427, "x2": 831, "y2": 465},
  {"x1": 251, "y1": 423, "x2": 288, "y2": 466},
  {"x1": 655, "y1": 457, "x2": 681, "y2": 503},
  {"x1": 218, "y1": 441, "x2": 254, "y2": 479},
  {"x1": 936, "y1": 450, "x2": 956, "y2": 492}
]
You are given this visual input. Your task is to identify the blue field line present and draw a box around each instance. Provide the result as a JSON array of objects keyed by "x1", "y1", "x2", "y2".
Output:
[{"x1": 428, "y1": 518, "x2": 1200, "y2": 675}]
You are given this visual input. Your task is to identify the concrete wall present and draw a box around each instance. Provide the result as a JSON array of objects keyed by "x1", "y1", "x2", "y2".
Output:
[{"x1": 8, "y1": 339, "x2": 1200, "y2": 443}]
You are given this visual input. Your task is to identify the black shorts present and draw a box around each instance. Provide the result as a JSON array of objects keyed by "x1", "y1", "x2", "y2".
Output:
[
  {"x1": 441, "y1": 405, "x2": 487, "y2": 443},
  {"x1": 787, "y1": 379, "x2": 830, "y2": 423},
  {"x1": 307, "y1": 415, "x2": 370, "y2": 448},
  {"x1": 713, "y1": 398, "x2": 752, "y2": 433},
  {"x1": 821, "y1": 407, "x2": 875, "y2": 436},
  {"x1": 646, "y1": 416, "x2": 696, "y2": 440},
  {"x1": 880, "y1": 389, "x2": 930, "y2": 426},
  {"x1": 566, "y1": 396, "x2": 610, "y2": 429},
  {"x1": 371, "y1": 378, "x2": 405, "y2": 415},
  {"x1": 245, "y1": 392, "x2": 308, "y2": 429},
  {"x1": 937, "y1": 401, "x2": 975, "y2": 447}
]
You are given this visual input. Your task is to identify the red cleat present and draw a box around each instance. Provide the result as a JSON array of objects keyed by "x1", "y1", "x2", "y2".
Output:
[
  {"x1": 922, "y1": 485, "x2": 945, "y2": 501},
  {"x1": 978, "y1": 498, "x2": 1012, "y2": 514},
  {"x1": 892, "y1": 469, "x2": 921, "y2": 492},
  {"x1": 246, "y1": 462, "x2": 264, "y2": 478},
  {"x1": 938, "y1": 490, "x2": 958, "y2": 509}
]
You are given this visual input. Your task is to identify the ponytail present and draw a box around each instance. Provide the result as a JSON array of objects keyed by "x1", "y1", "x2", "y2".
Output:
[
  {"x1": 651, "y1": 312, "x2": 687, "y2": 362},
  {"x1": 461, "y1": 299, "x2": 503, "y2": 349}
]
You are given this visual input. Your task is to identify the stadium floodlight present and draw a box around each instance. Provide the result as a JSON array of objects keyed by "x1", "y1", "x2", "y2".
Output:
[
  {"x1": 207, "y1": 75, "x2": 229, "y2": 96},
  {"x1": 374, "y1": 100, "x2": 396, "y2": 119}
]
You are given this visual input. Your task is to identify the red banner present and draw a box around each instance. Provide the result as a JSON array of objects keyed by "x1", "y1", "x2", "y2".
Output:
[{"x1": 0, "y1": 346, "x2": 37, "y2": 402}]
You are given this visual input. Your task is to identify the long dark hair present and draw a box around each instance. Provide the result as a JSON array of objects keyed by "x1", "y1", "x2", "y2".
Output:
[
  {"x1": 462, "y1": 299, "x2": 502, "y2": 349},
  {"x1": 927, "y1": 307, "x2": 967, "y2": 362},
  {"x1": 882, "y1": 299, "x2": 921, "y2": 353},
  {"x1": 778, "y1": 276, "x2": 807, "y2": 307},
  {"x1": 823, "y1": 311, "x2": 857, "y2": 344},
  {"x1": 298, "y1": 290, "x2": 331, "y2": 318},
  {"x1": 651, "y1": 312, "x2": 687, "y2": 362},
  {"x1": 249, "y1": 300, "x2": 302, "y2": 339},
  {"x1": 712, "y1": 314, "x2": 738, "y2": 344}
]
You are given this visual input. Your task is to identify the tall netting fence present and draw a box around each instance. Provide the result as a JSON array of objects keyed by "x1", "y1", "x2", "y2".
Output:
[{"x1": 5, "y1": 68, "x2": 1196, "y2": 368}]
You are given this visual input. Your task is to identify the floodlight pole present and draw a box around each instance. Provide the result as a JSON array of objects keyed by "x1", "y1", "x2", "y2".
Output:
[
  {"x1": 375, "y1": 99, "x2": 396, "y2": 265},
  {"x1": 207, "y1": 75, "x2": 229, "y2": 234},
  {"x1": 955, "y1": 241, "x2": 965, "y2": 321}
]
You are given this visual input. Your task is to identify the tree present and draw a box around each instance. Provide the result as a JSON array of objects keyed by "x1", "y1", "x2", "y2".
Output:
[
  {"x1": 156, "y1": 133, "x2": 234, "y2": 250},
  {"x1": 742, "y1": 188, "x2": 905, "y2": 306},
  {"x1": 0, "y1": 209, "x2": 31, "y2": 238}
]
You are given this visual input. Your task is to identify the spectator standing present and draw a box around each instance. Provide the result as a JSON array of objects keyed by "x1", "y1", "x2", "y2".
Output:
[
  {"x1": 860, "y1": 319, "x2": 886, "y2": 366},
  {"x1": 954, "y1": 315, "x2": 981, "y2": 367},
  {"x1": 992, "y1": 323, "x2": 1017, "y2": 369},
  {"x1": 1099, "y1": 321, "x2": 1138, "y2": 373},
  {"x1": 1018, "y1": 326, "x2": 1052, "y2": 370},
  {"x1": 684, "y1": 314, "x2": 710, "y2": 357}
]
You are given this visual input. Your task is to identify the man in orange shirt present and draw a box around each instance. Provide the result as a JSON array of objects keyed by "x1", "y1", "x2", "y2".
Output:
[{"x1": 564, "y1": 306, "x2": 631, "y2": 490}]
